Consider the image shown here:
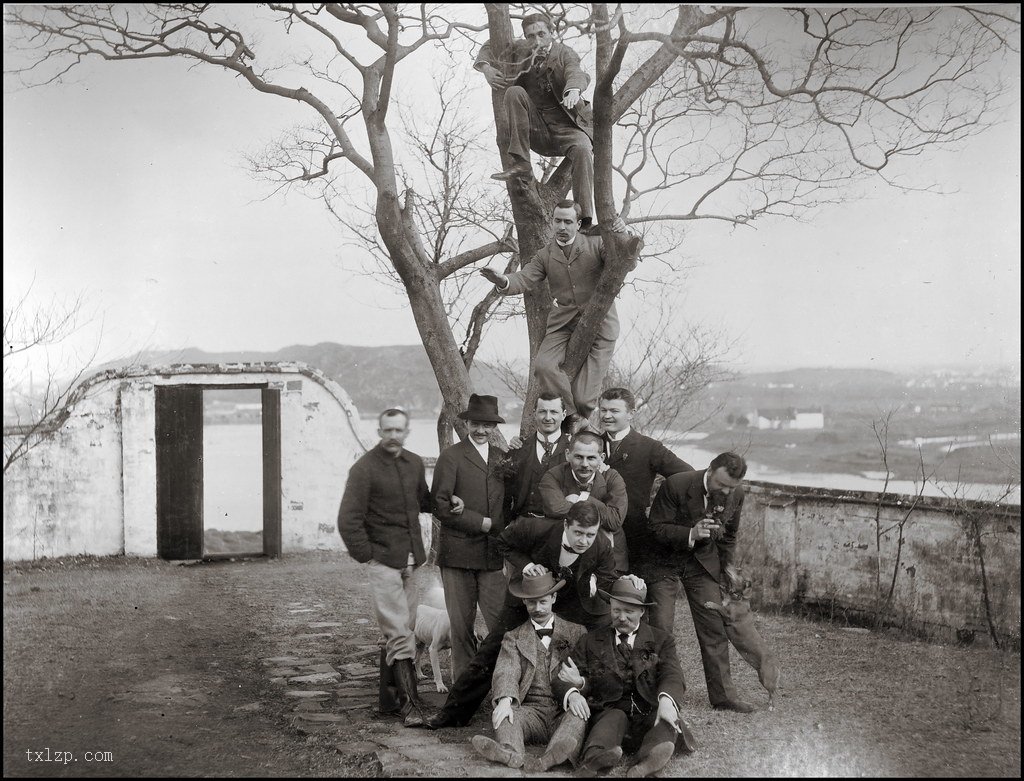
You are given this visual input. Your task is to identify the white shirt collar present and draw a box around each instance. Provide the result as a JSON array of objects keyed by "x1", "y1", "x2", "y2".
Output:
[
  {"x1": 472, "y1": 439, "x2": 489, "y2": 462},
  {"x1": 616, "y1": 626, "x2": 639, "y2": 647},
  {"x1": 606, "y1": 426, "x2": 631, "y2": 442},
  {"x1": 571, "y1": 471, "x2": 595, "y2": 487},
  {"x1": 531, "y1": 617, "x2": 555, "y2": 631},
  {"x1": 536, "y1": 431, "x2": 560, "y2": 444},
  {"x1": 703, "y1": 469, "x2": 711, "y2": 495},
  {"x1": 555, "y1": 236, "x2": 575, "y2": 247}
]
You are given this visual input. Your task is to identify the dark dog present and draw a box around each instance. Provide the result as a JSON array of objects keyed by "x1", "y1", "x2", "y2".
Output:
[{"x1": 704, "y1": 573, "x2": 780, "y2": 710}]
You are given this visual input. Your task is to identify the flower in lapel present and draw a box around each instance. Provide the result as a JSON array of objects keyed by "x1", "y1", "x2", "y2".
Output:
[
  {"x1": 638, "y1": 641, "x2": 659, "y2": 665},
  {"x1": 492, "y1": 450, "x2": 518, "y2": 481},
  {"x1": 707, "y1": 501, "x2": 727, "y2": 541}
]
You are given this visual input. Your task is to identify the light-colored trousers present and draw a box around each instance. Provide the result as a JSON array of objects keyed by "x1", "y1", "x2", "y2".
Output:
[
  {"x1": 365, "y1": 558, "x2": 420, "y2": 665},
  {"x1": 495, "y1": 703, "x2": 587, "y2": 762},
  {"x1": 440, "y1": 566, "x2": 507, "y2": 680},
  {"x1": 534, "y1": 313, "x2": 617, "y2": 418}
]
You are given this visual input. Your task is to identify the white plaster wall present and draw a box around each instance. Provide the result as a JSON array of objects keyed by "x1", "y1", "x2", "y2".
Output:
[
  {"x1": 4, "y1": 364, "x2": 366, "y2": 561},
  {"x1": 3, "y1": 382, "x2": 124, "y2": 560}
]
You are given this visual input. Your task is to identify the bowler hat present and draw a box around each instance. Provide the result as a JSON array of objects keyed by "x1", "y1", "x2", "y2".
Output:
[
  {"x1": 509, "y1": 571, "x2": 565, "y2": 599},
  {"x1": 598, "y1": 576, "x2": 654, "y2": 606},
  {"x1": 457, "y1": 393, "x2": 505, "y2": 424}
]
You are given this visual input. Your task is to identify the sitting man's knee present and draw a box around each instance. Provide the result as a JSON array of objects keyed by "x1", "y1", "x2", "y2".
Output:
[{"x1": 504, "y1": 85, "x2": 529, "y2": 105}]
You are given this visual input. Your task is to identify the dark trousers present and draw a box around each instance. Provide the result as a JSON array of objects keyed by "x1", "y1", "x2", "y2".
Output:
[
  {"x1": 648, "y1": 559, "x2": 737, "y2": 707},
  {"x1": 437, "y1": 597, "x2": 609, "y2": 725},
  {"x1": 499, "y1": 86, "x2": 594, "y2": 220},
  {"x1": 582, "y1": 707, "x2": 679, "y2": 760}
]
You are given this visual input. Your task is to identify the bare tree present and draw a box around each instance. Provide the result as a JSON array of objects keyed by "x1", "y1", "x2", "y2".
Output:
[
  {"x1": 4, "y1": 4, "x2": 1019, "y2": 443},
  {"x1": 605, "y1": 288, "x2": 735, "y2": 441},
  {"x1": 3, "y1": 284, "x2": 100, "y2": 472}
]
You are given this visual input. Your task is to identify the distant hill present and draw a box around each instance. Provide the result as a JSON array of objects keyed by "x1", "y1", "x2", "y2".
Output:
[{"x1": 93, "y1": 343, "x2": 521, "y2": 418}]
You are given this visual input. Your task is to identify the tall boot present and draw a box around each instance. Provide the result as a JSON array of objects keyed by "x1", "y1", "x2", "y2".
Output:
[
  {"x1": 378, "y1": 648, "x2": 402, "y2": 716},
  {"x1": 392, "y1": 657, "x2": 427, "y2": 727}
]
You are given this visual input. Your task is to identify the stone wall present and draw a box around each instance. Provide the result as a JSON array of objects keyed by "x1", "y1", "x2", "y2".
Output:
[
  {"x1": 3, "y1": 363, "x2": 368, "y2": 560},
  {"x1": 738, "y1": 481, "x2": 1021, "y2": 644}
]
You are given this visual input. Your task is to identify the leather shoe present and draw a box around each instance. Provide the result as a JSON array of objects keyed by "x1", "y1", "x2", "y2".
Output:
[
  {"x1": 409, "y1": 710, "x2": 458, "y2": 730},
  {"x1": 579, "y1": 745, "x2": 623, "y2": 773},
  {"x1": 490, "y1": 160, "x2": 532, "y2": 181},
  {"x1": 713, "y1": 698, "x2": 757, "y2": 714},
  {"x1": 471, "y1": 735, "x2": 524, "y2": 769},
  {"x1": 626, "y1": 741, "x2": 675, "y2": 777},
  {"x1": 523, "y1": 736, "x2": 576, "y2": 772}
]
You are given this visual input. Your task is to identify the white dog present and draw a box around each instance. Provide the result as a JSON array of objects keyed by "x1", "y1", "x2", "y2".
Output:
[{"x1": 413, "y1": 604, "x2": 452, "y2": 693}]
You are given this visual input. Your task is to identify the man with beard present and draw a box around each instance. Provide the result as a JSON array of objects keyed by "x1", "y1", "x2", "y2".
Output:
[{"x1": 554, "y1": 577, "x2": 698, "y2": 777}]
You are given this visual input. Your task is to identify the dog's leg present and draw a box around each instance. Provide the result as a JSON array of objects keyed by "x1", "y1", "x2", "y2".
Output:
[
  {"x1": 703, "y1": 600, "x2": 728, "y2": 618},
  {"x1": 429, "y1": 642, "x2": 448, "y2": 693}
]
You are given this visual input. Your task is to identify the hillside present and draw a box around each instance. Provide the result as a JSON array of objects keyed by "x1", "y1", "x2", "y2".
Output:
[{"x1": 90, "y1": 343, "x2": 519, "y2": 419}]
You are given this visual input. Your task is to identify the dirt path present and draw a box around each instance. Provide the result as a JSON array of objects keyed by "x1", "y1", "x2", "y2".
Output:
[{"x1": 4, "y1": 553, "x2": 1020, "y2": 777}]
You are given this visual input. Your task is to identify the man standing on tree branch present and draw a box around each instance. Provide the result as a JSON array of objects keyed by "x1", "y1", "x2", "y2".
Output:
[
  {"x1": 476, "y1": 12, "x2": 596, "y2": 227},
  {"x1": 480, "y1": 200, "x2": 632, "y2": 424}
]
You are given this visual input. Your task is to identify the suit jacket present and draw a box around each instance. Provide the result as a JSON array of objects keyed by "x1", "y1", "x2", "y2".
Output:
[
  {"x1": 431, "y1": 439, "x2": 506, "y2": 571},
  {"x1": 504, "y1": 432, "x2": 571, "y2": 519},
  {"x1": 539, "y1": 462, "x2": 628, "y2": 571},
  {"x1": 475, "y1": 39, "x2": 593, "y2": 138},
  {"x1": 491, "y1": 616, "x2": 587, "y2": 707},
  {"x1": 501, "y1": 234, "x2": 633, "y2": 339},
  {"x1": 337, "y1": 444, "x2": 430, "y2": 569},
  {"x1": 498, "y1": 516, "x2": 616, "y2": 622},
  {"x1": 604, "y1": 429, "x2": 693, "y2": 573},
  {"x1": 647, "y1": 469, "x2": 743, "y2": 581},
  {"x1": 554, "y1": 622, "x2": 686, "y2": 717}
]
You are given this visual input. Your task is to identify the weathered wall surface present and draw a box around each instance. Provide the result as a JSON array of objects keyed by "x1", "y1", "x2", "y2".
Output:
[
  {"x1": 738, "y1": 481, "x2": 1021, "y2": 644},
  {"x1": 3, "y1": 363, "x2": 367, "y2": 560}
]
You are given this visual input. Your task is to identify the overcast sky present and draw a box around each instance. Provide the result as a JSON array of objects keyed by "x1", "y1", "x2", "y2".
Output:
[{"x1": 3, "y1": 6, "x2": 1020, "y2": 379}]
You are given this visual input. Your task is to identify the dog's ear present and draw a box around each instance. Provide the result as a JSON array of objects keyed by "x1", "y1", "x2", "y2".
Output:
[{"x1": 741, "y1": 581, "x2": 753, "y2": 600}]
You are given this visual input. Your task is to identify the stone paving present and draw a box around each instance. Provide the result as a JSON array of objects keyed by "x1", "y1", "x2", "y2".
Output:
[{"x1": 261, "y1": 598, "x2": 581, "y2": 778}]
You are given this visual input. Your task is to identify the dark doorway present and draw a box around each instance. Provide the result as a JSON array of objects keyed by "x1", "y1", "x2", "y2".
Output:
[{"x1": 155, "y1": 383, "x2": 282, "y2": 560}]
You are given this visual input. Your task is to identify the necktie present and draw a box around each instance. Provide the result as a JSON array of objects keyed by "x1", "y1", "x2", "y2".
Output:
[
  {"x1": 541, "y1": 438, "x2": 555, "y2": 465},
  {"x1": 616, "y1": 632, "x2": 632, "y2": 663},
  {"x1": 535, "y1": 627, "x2": 553, "y2": 638},
  {"x1": 606, "y1": 435, "x2": 620, "y2": 460}
]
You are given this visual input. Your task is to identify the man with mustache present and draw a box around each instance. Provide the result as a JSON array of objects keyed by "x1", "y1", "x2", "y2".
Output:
[
  {"x1": 539, "y1": 430, "x2": 629, "y2": 572},
  {"x1": 503, "y1": 392, "x2": 571, "y2": 523},
  {"x1": 431, "y1": 394, "x2": 508, "y2": 680},
  {"x1": 554, "y1": 576, "x2": 698, "y2": 777},
  {"x1": 468, "y1": 571, "x2": 588, "y2": 772},
  {"x1": 646, "y1": 451, "x2": 756, "y2": 714},
  {"x1": 598, "y1": 387, "x2": 694, "y2": 573},
  {"x1": 337, "y1": 408, "x2": 431, "y2": 727},
  {"x1": 412, "y1": 500, "x2": 616, "y2": 731},
  {"x1": 475, "y1": 12, "x2": 596, "y2": 227},
  {"x1": 480, "y1": 201, "x2": 633, "y2": 425}
]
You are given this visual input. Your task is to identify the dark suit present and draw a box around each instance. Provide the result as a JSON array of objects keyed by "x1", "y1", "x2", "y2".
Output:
[
  {"x1": 476, "y1": 39, "x2": 594, "y2": 220},
  {"x1": 539, "y1": 462, "x2": 629, "y2": 572},
  {"x1": 603, "y1": 429, "x2": 693, "y2": 574},
  {"x1": 501, "y1": 234, "x2": 634, "y2": 416},
  {"x1": 505, "y1": 433, "x2": 570, "y2": 520},
  {"x1": 338, "y1": 444, "x2": 429, "y2": 568},
  {"x1": 646, "y1": 469, "x2": 744, "y2": 706},
  {"x1": 554, "y1": 623, "x2": 688, "y2": 761},
  {"x1": 431, "y1": 439, "x2": 508, "y2": 678},
  {"x1": 431, "y1": 516, "x2": 616, "y2": 726}
]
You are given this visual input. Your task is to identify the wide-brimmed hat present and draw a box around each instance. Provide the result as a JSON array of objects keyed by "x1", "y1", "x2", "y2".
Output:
[
  {"x1": 457, "y1": 393, "x2": 505, "y2": 424},
  {"x1": 508, "y1": 571, "x2": 565, "y2": 599},
  {"x1": 598, "y1": 576, "x2": 654, "y2": 606}
]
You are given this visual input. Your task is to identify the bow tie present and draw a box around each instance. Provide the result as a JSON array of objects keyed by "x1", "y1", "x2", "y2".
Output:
[
  {"x1": 562, "y1": 543, "x2": 578, "y2": 555},
  {"x1": 535, "y1": 627, "x2": 553, "y2": 638}
]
